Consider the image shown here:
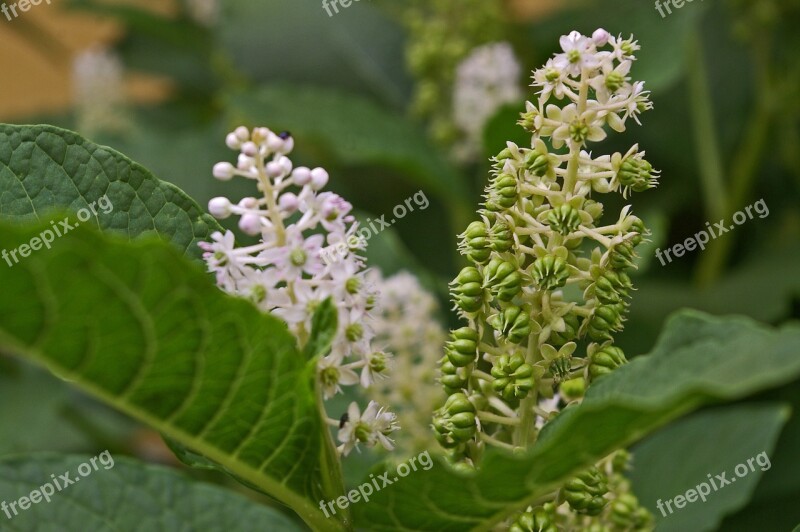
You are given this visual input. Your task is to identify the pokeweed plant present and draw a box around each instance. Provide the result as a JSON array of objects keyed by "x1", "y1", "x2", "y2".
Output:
[
  {"x1": 1, "y1": 28, "x2": 800, "y2": 532},
  {"x1": 440, "y1": 28, "x2": 657, "y2": 530}
]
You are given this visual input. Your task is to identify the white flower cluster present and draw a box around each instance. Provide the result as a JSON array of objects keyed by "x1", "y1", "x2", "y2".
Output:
[
  {"x1": 72, "y1": 47, "x2": 128, "y2": 136},
  {"x1": 367, "y1": 271, "x2": 447, "y2": 457},
  {"x1": 525, "y1": 29, "x2": 656, "y2": 196},
  {"x1": 200, "y1": 126, "x2": 398, "y2": 456},
  {"x1": 453, "y1": 42, "x2": 523, "y2": 160}
]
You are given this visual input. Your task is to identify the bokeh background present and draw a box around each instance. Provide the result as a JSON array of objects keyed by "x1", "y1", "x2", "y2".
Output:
[{"x1": 1, "y1": 0, "x2": 798, "y2": 530}]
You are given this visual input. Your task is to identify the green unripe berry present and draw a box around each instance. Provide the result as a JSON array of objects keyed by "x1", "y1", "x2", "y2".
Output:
[
  {"x1": 547, "y1": 204, "x2": 582, "y2": 235},
  {"x1": 446, "y1": 327, "x2": 479, "y2": 367},
  {"x1": 491, "y1": 353, "x2": 535, "y2": 402},
  {"x1": 531, "y1": 255, "x2": 570, "y2": 291},
  {"x1": 486, "y1": 174, "x2": 518, "y2": 212},
  {"x1": 562, "y1": 467, "x2": 609, "y2": 516},
  {"x1": 488, "y1": 305, "x2": 531, "y2": 344},
  {"x1": 588, "y1": 345, "x2": 627, "y2": 380},
  {"x1": 462, "y1": 221, "x2": 491, "y2": 264},
  {"x1": 490, "y1": 222, "x2": 514, "y2": 252},
  {"x1": 550, "y1": 312, "x2": 580, "y2": 346},
  {"x1": 524, "y1": 150, "x2": 550, "y2": 177}
]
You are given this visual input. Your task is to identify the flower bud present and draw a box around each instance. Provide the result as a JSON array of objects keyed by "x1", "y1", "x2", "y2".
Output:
[
  {"x1": 561, "y1": 467, "x2": 608, "y2": 516},
  {"x1": 619, "y1": 156, "x2": 658, "y2": 192},
  {"x1": 490, "y1": 222, "x2": 514, "y2": 252},
  {"x1": 550, "y1": 312, "x2": 579, "y2": 346},
  {"x1": 238, "y1": 213, "x2": 262, "y2": 236},
  {"x1": 487, "y1": 305, "x2": 531, "y2": 344},
  {"x1": 213, "y1": 162, "x2": 236, "y2": 181},
  {"x1": 310, "y1": 167, "x2": 329, "y2": 190},
  {"x1": 461, "y1": 220, "x2": 491, "y2": 264},
  {"x1": 531, "y1": 255, "x2": 570, "y2": 291},
  {"x1": 446, "y1": 327, "x2": 479, "y2": 367},
  {"x1": 485, "y1": 174, "x2": 518, "y2": 212},
  {"x1": 491, "y1": 353, "x2": 535, "y2": 403},
  {"x1": 547, "y1": 204, "x2": 581, "y2": 235},
  {"x1": 208, "y1": 197, "x2": 232, "y2": 219},
  {"x1": 588, "y1": 345, "x2": 627, "y2": 380},
  {"x1": 292, "y1": 166, "x2": 312, "y2": 186}
]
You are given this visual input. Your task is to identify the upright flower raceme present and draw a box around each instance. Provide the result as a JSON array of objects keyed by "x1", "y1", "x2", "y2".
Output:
[
  {"x1": 367, "y1": 271, "x2": 447, "y2": 458},
  {"x1": 72, "y1": 47, "x2": 129, "y2": 136},
  {"x1": 200, "y1": 127, "x2": 398, "y2": 456},
  {"x1": 438, "y1": 29, "x2": 656, "y2": 530}
]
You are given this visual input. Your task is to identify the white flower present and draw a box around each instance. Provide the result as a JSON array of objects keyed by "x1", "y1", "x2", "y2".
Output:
[
  {"x1": 72, "y1": 47, "x2": 128, "y2": 135},
  {"x1": 553, "y1": 31, "x2": 598, "y2": 77},
  {"x1": 318, "y1": 354, "x2": 360, "y2": 400},
  {"x1": 337, "y1": 401, "x2": 399, "y2": 456}
]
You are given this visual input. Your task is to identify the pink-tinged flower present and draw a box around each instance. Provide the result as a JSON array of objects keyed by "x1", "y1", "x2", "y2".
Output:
[
  {"x1": 553, "y1": 31, "x2": 598, "y2": 77},
  {"x1": 259, "y1": 228, "x2": 325, "y2": 279}
]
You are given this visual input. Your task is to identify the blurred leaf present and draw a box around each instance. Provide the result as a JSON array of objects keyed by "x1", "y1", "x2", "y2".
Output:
[
  {"x1": 225, "y1": 86, "x2": 471, "y2": 227},
  {"x1": 354, "y1": 311, "x2": 800, "y2": 531},
  {"x1": 0, "y1": 124, "x2": 222, "y2": 260},
  {"x1": 482, "y1": 103, "x2": 529, "y2": 160},
  {"x1": 630, "y1": 404, "x2": 789, "y2": 532},
  {"x1": 0, "y1": 365, "x2": 132, "y2": 455},
  {"x1": 0, "y1": 454, "x2": 302, "y2": 531},
  {"x1": 218, "y1": 0, "x2": 410, "y2": 106},
  {"x1": 0, "y1": 220, "x2": 344, "y2": 531}
]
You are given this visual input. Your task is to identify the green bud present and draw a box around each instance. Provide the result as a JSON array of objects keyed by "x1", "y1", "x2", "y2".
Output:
[
  {"x1": 524, "y1": 150, "x2": 550, "y2": 176},
  {"x1": 510, "y1": 504, "x2": 558, "y2": 532},
  {"x1": 587, "y1": 304, "x2": 626, "y2": 341},
  {"x1": 462, "y1": 221, "x2": 491, "y2": 264},
  {"x1": 485, "y1": 174, "x2": 518, "y2": 212},
  {"x1": 490, "y1": 222, "x2": 514, "y2": 252},
  {"x1": 531, "y1": 255, "x2": 570, "y2": 291},
  {"x1": 452, "y1": 266, "x2": 485, "y2": 312},
  {"x1": 491, "y1": 353, "x2": 535, "y2": 403},
  {"x1": 619, "y1": 156, "x2": 658, "y2": 192},
  {"x1": 588, "y1": 345, "x2": 627, "y2": 380},
  {"x1": 446, "y1": 327, "x2": 479, "y2": 367},
  {"x1": 561, "y1": 467, "x2": 609, "y2": 516},
  {"x1": 547, "y1": 204, "x2": 582, "y2": 235},
  {"x1": 550, "y1": 312, "x2": 580, "y2": 346},
  {"x1": 560, "y1": 377, "x2": 585, "y2": 400},
  {"x1": 488, "y1": 305, "x2": 531, "y2": 344}
]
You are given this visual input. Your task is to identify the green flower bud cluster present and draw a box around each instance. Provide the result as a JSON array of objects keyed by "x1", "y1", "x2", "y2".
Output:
[
  {"x1": 433, "y1": 393, "x2": 477, "y2": 449},
  {"x1": 490, "y1": 352, "x2": 535, "y2": 404},
  {"x1": 509, "y1": 503, "x2": 559, "y2": 532},
  {"x1": 400, "y1": 0, "x2": 504, "y2": 148},
  {"x1": 562, "y1": 467, "x2": 609, "y2": 516}
]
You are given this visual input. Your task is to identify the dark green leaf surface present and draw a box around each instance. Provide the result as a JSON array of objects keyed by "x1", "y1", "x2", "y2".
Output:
[
  {"x1": 0, "y1": 454, "x2": 302, "y2": 531},
  {"x1": 354, "y1": 311, "x2": 800, "y2": 531},
  {"x1": 0, "y1": 124, "x2": 222, "y2": 260},
  {"x1": 0, "y1": 220, "x2": 343, "y2": 531},
  {"x1": 630, "y1": 404, "x2": 789, "y2": 532}
]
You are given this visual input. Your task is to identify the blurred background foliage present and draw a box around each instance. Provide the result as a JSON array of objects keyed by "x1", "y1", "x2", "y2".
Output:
[{"x1": 1, "y1": 0, "x2": 798, "y2": 529}]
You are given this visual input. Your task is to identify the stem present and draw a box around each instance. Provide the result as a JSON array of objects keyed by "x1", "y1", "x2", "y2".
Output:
[
  {"x1": 478, "y1": 411, "x2": 520, "y2": 426},
  {"x1": 694, "y1": 33, "x2": 773, "y2": 285},
  {"x1": 687, "y1": 31, "x2": 728, "y2": 224}
]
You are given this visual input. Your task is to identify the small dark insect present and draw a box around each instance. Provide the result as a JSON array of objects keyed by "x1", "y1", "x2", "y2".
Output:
[
  {"x1": 278, "y1": 131, "x2": 292, "y2": 140},
  {"x1": 339, "y1": 412, "x2": 349, "y2": 428}
]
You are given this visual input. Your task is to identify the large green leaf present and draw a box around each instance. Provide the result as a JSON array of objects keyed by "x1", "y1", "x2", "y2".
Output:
[
  {"x1": 224, "y1": 86, "x2": 471, "y2": 228},
  {"x1": 353, "y1": 311, "x2": 800, "y2": 531},
  {"x1": 630, "y1": 404, "x2": 789, "y2": 532},
  {"x1": 0, "y1": 219, "x2": 345, "y2": 531},
  {"x1": 0, "y1": 454, "x2": 302, "y2": 531},
  {"x1": 0, "y1": 124, "x2": 222, "y2": 260}
]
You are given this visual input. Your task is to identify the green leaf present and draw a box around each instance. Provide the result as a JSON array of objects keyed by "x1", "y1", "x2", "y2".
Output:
[
  {"x1": 353, "y1": 311, "x2": 800, "y2": 531},
  {"x1": 0, "y1": 454, "x2": 303, "y2": 531},
  {"x1": 0, "y1": 124, "x2": 223, "y2": 260},
  {"x1": 630, "y1": 403, "x2": 789, "y2": 532},
  {"x1": 224, "y1": 86, "x2": 471, "y2": 228},
  {"x1": 0, "y1": 219, "x2": 345, "y2": 531},
  {"x1": 303, "y1": 298, "x2": 339, "y2": 361}
]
